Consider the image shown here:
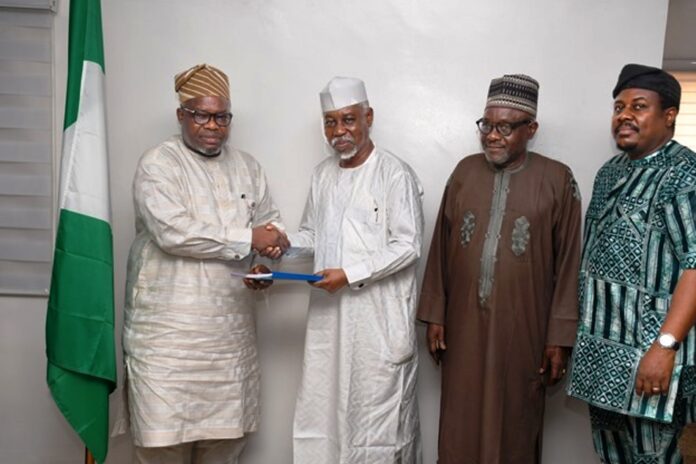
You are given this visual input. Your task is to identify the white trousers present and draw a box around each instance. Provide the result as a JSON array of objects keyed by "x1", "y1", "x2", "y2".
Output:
[{"x1": 134, "y1": 437, "x2": 247, "y2": 464}]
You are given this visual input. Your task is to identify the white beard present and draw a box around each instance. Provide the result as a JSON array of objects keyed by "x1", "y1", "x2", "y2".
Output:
[
  {"x1": 338, "y1": 147, "x2": 358, "y2": 161},
  {"x1": 329, "y1": 135, "x2": 358, "y2": 161}
]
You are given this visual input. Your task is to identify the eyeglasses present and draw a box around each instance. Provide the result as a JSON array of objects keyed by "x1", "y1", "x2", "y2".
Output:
[
  {"x1": 476, "y1": 118, "x2": 532, "y2": 136},
  {"x1": 180, "y1": 106, "x2": 233, "y2": 127}
]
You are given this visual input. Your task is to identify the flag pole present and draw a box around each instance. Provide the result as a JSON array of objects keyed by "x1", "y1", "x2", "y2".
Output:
[{"x1": 85, "y1": 449, "x2": 95, "y2": 464}]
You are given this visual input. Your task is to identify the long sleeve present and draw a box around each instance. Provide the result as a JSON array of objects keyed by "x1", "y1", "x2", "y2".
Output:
[
  {"x1": 285, "y1": 181, "x2": 317, "y2": 259},
  {"x1": 416, "y1": 184, "x2": 450, "y2": 326},
  {"x1": 546, "y1": 168, "x2": 582, "y2": 347},
  {"x1": 250, "y1": 170, "x2": 285, "y2": 231},
  {"x1": 134, "y1": 150, "x2": 269, "y2": 261},
  {"x1": 343, "y1": 169, "x2": 424, "y2": 289}
]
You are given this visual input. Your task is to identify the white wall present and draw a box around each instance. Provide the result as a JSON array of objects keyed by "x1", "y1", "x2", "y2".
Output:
[{"x1": 0, "y1": 0, "x2": 671, "y2": 463}]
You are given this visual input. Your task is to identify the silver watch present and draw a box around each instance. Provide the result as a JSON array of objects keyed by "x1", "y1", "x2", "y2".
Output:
[{"x1": 657, "y1": 333, "x2": 680, "y2": 351}]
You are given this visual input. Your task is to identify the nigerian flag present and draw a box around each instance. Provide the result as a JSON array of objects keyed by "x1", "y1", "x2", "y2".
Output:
[{"x1": 45, "y1": 0, "x2": 116, "y2": 462}]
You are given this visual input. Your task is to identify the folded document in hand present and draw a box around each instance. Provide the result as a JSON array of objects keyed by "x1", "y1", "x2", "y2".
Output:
[{"x1": 230, "y1": 271, "x2": 322, "y2": 282}]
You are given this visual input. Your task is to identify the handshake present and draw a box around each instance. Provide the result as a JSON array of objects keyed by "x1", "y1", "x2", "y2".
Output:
[{"x1": 251, "y1": 223, "x2": 290, "y2": 259}]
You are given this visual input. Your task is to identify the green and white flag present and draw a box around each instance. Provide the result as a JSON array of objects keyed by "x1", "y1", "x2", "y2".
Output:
[{"x1": 45, "y1": 0, "x2": 116, "y2": 462}]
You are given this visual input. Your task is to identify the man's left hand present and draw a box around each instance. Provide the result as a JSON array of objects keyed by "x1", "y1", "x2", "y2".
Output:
[
  {"x1": 635, "y1": 344, "x2": 676, "y2": 397},
  {"x1": 539, "y1": 345, "x2": 569, "y2": 386},
  {"x1": 243, "y1": 264, "x2": 272, "y2": 290},
  {"x1": 311, "y1": 268, "x2": 348, "y2": 293}
]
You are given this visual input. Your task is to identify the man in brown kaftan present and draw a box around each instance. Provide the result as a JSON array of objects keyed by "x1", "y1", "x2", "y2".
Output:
[{"x1": 417, "y1": 74, "x2": 582, "y2": 464}]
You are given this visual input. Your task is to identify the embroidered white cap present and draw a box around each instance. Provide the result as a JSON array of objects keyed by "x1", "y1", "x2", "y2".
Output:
[{"x1": 320, "y1": 76, "x2": 368, "y2": 112}]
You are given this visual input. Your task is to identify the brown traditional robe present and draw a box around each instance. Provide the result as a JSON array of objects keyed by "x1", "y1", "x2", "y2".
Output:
[{"x1": 417, "y1": 152, "x2": 582, "y2": 464}]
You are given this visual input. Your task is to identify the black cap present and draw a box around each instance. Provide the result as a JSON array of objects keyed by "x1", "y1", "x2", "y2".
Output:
[{"x1": 612, "y1": 64, "x2": 681, "y2": 110}]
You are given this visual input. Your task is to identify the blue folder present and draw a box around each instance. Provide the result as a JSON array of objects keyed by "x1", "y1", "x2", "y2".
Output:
[
  {"x1": 232, "y1": 271, "x2": 323, "y2": 282},
  {"x1": 270, "y1": 271, "x2": 322, "y2": 282}
]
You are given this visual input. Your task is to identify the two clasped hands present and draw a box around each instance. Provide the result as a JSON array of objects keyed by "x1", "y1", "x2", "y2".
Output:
[
  {"x1": 251, "y1": 223, "x2": 289, "y2": 260},
  {"x1": 244, "y1": 224, "x2": 348, "y2": 293}
]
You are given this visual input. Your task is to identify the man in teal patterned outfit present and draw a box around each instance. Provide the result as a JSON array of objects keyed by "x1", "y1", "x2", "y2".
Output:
[{"x1": 568, "y1": 64, "x2": 696, "y2": 463}]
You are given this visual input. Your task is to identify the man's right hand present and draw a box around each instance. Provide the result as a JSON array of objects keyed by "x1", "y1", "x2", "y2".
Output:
[
  {"x1": 252, "y1": 223, "x2": 290, "y2": 259},
  {"x1": 426, "y1": 323, "x2": 446, "y2": 365}
]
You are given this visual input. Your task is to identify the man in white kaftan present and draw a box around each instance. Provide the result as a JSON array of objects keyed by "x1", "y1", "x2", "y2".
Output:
[
  {"x1": 288, "y1": 77, "x2": 424, "y2": 463},
  {"x1": 121, "y1": 64, "x2": 288, "y2": 463}
]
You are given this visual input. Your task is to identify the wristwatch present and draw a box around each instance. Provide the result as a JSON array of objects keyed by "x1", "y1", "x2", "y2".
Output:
[{"x1": 657, "y1": 333, "x2": 680, "y2": 351}]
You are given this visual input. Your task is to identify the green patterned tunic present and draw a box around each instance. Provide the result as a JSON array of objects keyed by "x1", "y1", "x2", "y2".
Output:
[{"x1": 568, "y1": 140, "x2": 696, "y2": 422}]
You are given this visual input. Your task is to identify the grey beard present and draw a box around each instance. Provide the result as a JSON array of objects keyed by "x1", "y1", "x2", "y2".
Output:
[
  {"x1": 338, "y1": 147, "x2": 358, "y2": 161},
  {"x1": 329, "y1": 136, "x2": 358, "y2": 161},
  {"x1": 483, "y1": 149, "x2": 510, "y2": 166},
  {"x1": 183, "y1": 140, "x2": 222, "y2": 158}
]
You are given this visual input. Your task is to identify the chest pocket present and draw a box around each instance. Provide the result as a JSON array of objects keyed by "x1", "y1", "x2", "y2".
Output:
[
  {"x1": 228, "y1": 193, "x2": 256, "y2": 228},
  {"x1": 344, "y1": 197, "x2": 384, "y2": 254}
]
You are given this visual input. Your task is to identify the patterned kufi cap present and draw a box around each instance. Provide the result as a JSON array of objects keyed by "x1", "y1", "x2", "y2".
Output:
[
  {"x1": 174, "y1": 64, "x2": 230, "y2": 103},
  {"x1": 485, "y1": 74, "x2": 539, "y2": 117},
  {"x1": 320, "y1": 76, "x2": 369, "y2": 112}
]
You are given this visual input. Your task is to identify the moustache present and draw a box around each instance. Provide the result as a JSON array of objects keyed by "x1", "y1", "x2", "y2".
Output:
[
  {"x1": 615, "y1": 122, "x2": 639, "y2": 134},
  {"x1": 331, "y1": 135, "x2": 355, "y2": 147}
]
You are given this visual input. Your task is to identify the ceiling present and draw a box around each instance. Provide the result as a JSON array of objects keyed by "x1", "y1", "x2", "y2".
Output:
[{"x1": 663, "y1": 0, "x2": 696, "y2": 70}]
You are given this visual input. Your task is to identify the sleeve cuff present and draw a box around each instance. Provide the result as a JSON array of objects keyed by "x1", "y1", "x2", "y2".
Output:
[
  {"x1": 220, "y1": 228, "x2": 252, "y2": 261},
  {"x1": 344, "y1": 261, "x2": 372, "y2": 290},
  {"x1": 416, "y1": 294, "x2": 446, "y2": 325},
  {"x1": 679, "y1": 252, "x2": 696, "y2": 269},
  {"x1": 545, "y1": 315, "x2": 578, "y2": 347},
  {"x1": 270, "y1": 220, "x2": 285, "y2": 232}
]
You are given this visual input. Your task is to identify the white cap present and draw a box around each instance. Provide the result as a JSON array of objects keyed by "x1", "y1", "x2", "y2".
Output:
[{"x1": 320, "y1": 76, "x2": 368, "y2": 112}]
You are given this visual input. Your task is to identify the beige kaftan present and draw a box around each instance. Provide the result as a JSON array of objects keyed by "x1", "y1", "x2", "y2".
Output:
[{"x1": 123, "y1": 135, "x2": 283, "y2": 447}]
